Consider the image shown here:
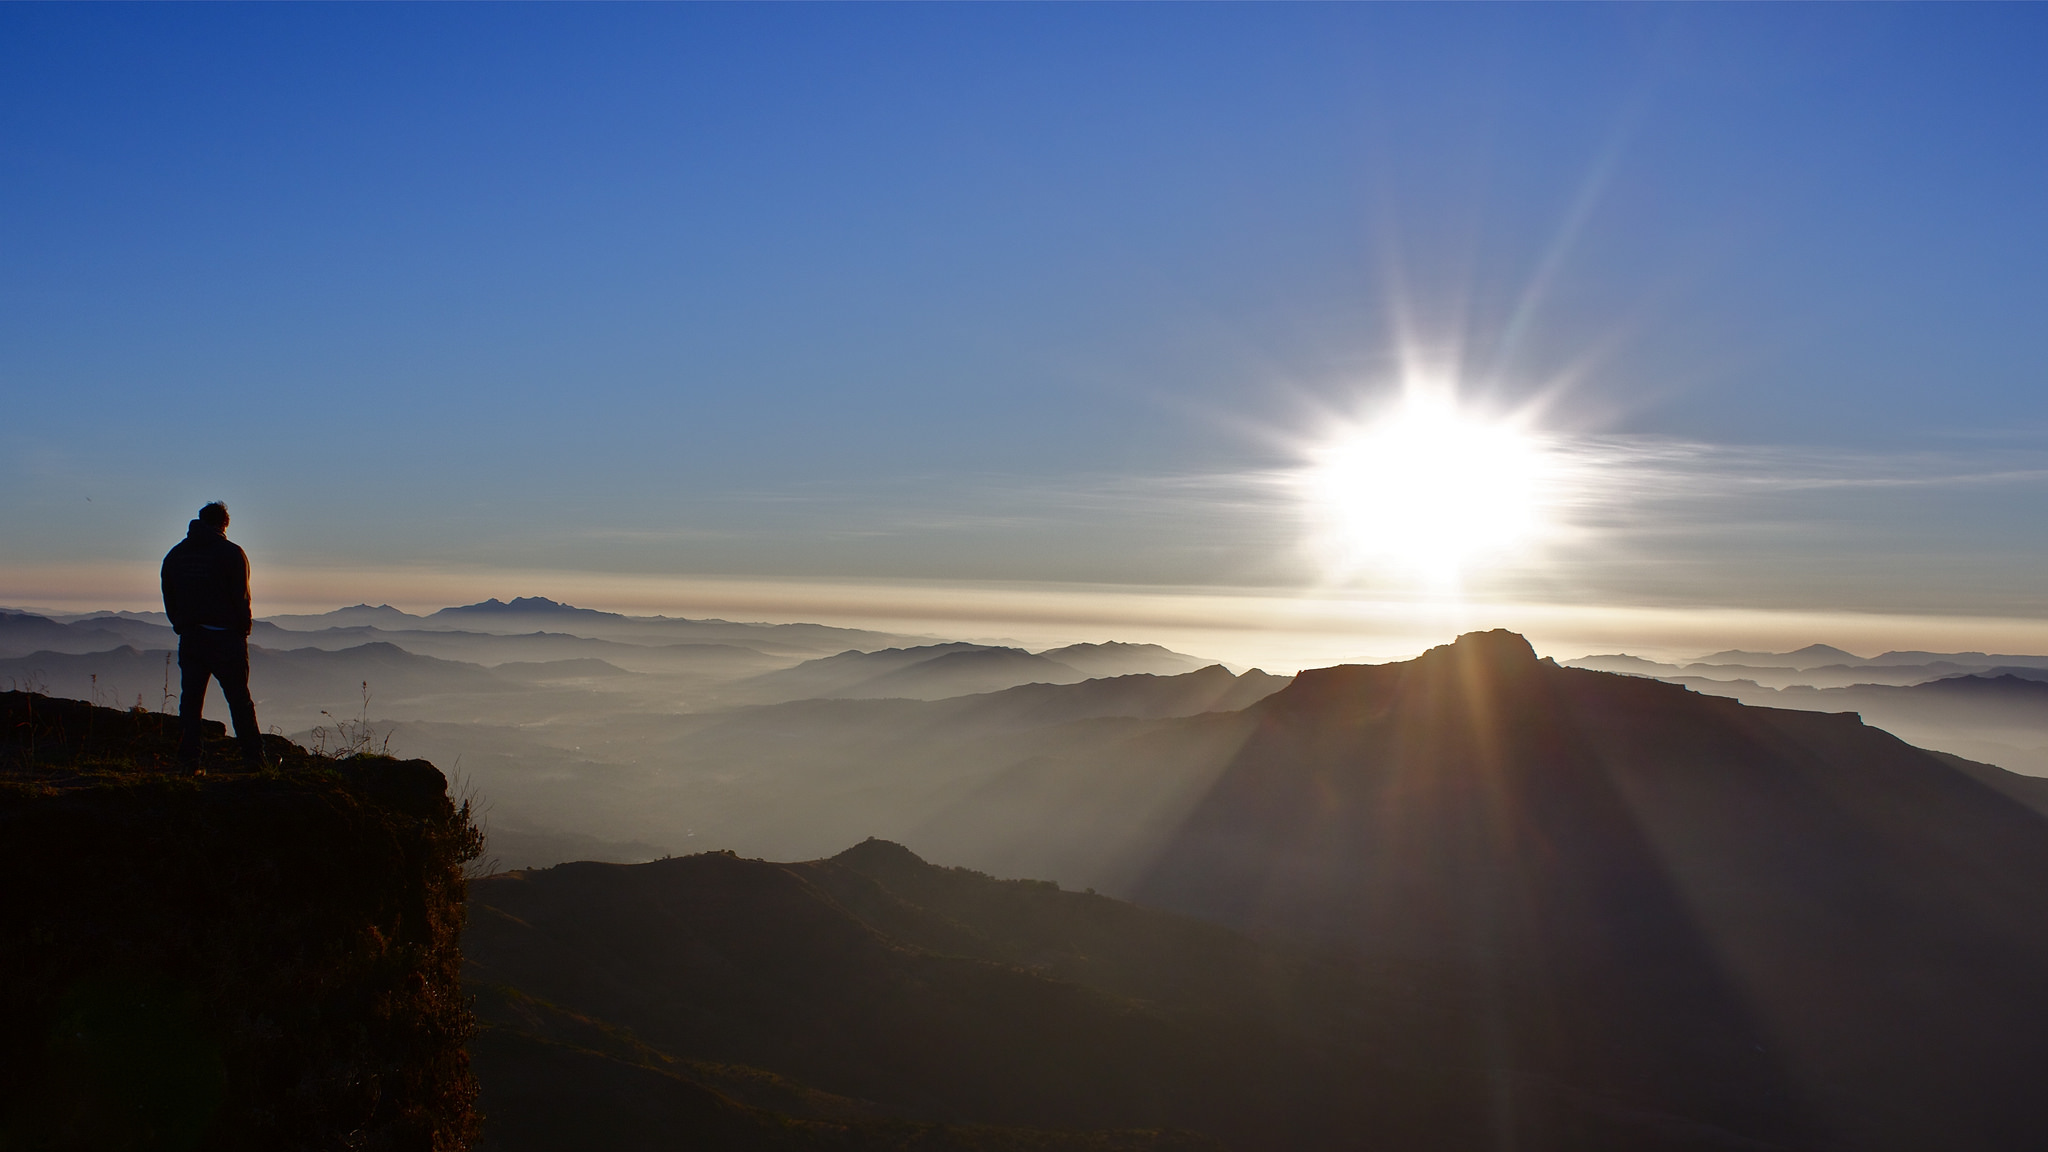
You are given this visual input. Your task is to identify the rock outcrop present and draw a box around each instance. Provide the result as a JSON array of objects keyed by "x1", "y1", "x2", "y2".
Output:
[{"x1": 0, "y1": 691, "x2": 482, "y2": 1151}]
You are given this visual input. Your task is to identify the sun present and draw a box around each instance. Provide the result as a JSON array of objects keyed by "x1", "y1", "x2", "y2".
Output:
[{"x1": 1300, "y1": 388, "x2": 1555, "y2": 587}]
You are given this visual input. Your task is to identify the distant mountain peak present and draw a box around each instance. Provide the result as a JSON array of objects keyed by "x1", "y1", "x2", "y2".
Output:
[
  {"x1": 1697, "y1": 643, "x2": 1867, "y2": 669},
  {"x1": 831, "y1": 837, "x2": 928, "y2": 875},
  {"x1": 1036, "y1": 640, "x2": 1215, "y2": 678},
  {"x1": 432, "y1": 596, "x2": 620, "y2": 619},
  {"x1": 455, "y1": 596, "x2": 561, "y2": 612},
  {"x1": 1788, "y1": 642, "x2": 1862, "y2": 660},
  {"x1": 1426, "y1": 628, "x2": 1539, "y2": 665},
  {"x1": 1043, "y1": 641, "x2": 1170, "y2": 654}
]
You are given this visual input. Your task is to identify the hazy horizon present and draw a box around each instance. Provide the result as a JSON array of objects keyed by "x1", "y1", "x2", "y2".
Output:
[{"x1": 15, "y1": 582, "x2": 2048, "y2": 678}]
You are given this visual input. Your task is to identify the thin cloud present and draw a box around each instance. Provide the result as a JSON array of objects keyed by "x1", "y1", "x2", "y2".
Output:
[{"x1": 1558, "y1": 435, "x2": 2048, "y2": 495}]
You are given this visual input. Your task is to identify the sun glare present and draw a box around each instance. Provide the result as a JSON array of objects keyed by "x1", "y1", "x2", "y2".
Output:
[{"x1": 1301, "y1": 387, "x2": 1556, "y2": 588}]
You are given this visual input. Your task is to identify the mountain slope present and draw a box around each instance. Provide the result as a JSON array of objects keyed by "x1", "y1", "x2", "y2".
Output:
[
  {"x1": 470, "y1": 983, "x2": 1214, "y2": 1151},
  {"x1": 832, "y1": 648, "x2": 1086, "y2": 700},
  {"x1": 0, "y1": 611, "x2": 169, "y2": 658},
  {"x1": 265, "y1": 603, "x2": 426, "y2": 630},
  {"x1": 742, "y1": 645, "x2": 1236, "y2": 706},
  {"x1": 1037, "y1": 643, "x2": 1212, "y2": 678},
  {"x1": 913, "y1": 666, "x2": 1288, "y2": 729},
  {"x1": 247, "y1": 623, "x2": 789, "y2": 675},
  {"x1": 736, "y1": 643, "x2": 994, "y2": 701},
  {"x1": 466, "y1": 836, "x2": 1873, "y2": 1151},
  {"x1": 1666, "y1": 672, "x2": 2048, "y2": 774},
  {"x1": 1568, "y1": 650, "x2": 2007, "y2": 690},
  {"x1": 421, "y1": 596, "x2": 919, "y2": 652},
  {"x1": 0, "y1": 642, "x2": 519, "y2": 732},
  {"x1": 1137, "y1": 630, "x2": 2048, "y2": 1151},
  {"x1": 465, "y1": 851, "x2": 1247, "y2": 1144},
  {"x1": 468, "y1": 844, "x2": 1545, "y2": 1150},
  {"x1": 620, "y1": 667, "x2": 1288, "y2": 881}
]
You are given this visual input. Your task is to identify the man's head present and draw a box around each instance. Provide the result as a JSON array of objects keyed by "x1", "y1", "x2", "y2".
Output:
[{"x1": 197, "y1": 502, "x2": 230, "y2": 532}]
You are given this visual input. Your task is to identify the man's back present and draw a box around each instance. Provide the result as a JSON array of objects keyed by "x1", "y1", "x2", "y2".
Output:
[{"x1": 162, "y1": 520, "x2": 252, "y2": 637}]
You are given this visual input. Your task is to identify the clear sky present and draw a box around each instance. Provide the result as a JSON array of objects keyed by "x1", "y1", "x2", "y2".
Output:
[{"x1": 5, "y1": 4, "x2": 2045, "y2": 665}]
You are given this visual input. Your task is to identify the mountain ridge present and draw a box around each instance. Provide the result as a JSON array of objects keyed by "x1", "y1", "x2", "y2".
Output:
[{"x1": 1137, "y1": 629, "x2": 2048, "y2": 1149}]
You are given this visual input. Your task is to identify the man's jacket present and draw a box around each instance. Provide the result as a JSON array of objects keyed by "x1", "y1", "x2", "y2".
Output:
[{"x1": 161, "y1": 521, "x2": 253, "y2": 637}]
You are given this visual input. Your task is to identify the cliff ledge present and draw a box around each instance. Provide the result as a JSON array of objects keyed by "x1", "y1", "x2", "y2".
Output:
[{"x1": 1, "y1": 691, "x2": 481, "y2": 1152}]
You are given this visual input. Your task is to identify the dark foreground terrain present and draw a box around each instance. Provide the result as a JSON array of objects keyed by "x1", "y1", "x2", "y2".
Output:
[{"x1": 0, "y1": 691, "x2": 483, "y2": 1151}]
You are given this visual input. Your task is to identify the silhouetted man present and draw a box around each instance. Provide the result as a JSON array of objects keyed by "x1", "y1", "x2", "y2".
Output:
[{"x1": 162, "y1": 501, "x2": 265, "y2": 772}]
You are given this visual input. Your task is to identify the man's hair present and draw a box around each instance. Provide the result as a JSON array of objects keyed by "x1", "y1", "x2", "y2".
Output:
[{"x1": 198, "y1": 502, "x2": 230, "y2": 528}]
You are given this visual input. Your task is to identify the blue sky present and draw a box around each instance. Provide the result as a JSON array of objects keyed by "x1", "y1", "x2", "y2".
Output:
[{"x1": 4, "y1": 5, "x2": 2045, "y2": 660}]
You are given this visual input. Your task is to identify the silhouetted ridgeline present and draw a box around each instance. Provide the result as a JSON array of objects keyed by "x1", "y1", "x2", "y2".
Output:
[
  {"x1": 0, "y1": 691, "x2": 482, "y2": 1151},
  {"x1": 1139, "y1": 631, "x2": 2048, "y2": 1150}
]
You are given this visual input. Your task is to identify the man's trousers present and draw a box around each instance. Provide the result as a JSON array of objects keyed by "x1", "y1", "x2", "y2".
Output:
[{"x1": 178, "y1": 629, "x2": 263, "y2": 767}]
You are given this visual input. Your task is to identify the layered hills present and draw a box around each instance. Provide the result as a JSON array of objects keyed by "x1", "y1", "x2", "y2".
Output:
[
  {"x1": 1566, "y1": 643, "x2": 2048, "y2": 773},
  {"x1": 1662, "y1": 673, "x2": 2048, "y2": 775},
  {"x1": 723, "y1": 641, "x2": 1219, "y2": 704},
  {"x1": 462, "y1": 633, "x2": 2048, "y2": 1149},
  {"x1": 12, "y1": 597, "x2": 2046, "y2": 889},
  {"x1": 0, "y1": 603, "x2": 1278, "y2": 872},
  {"x1": 499, "y1": 663, "x2": 1288, "y2": 882}
]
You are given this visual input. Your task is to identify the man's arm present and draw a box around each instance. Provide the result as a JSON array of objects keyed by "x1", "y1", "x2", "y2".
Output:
[
  {"x1": 235, "y1": 544, "x2": 253, "y2": 636},
  {"x1": 161, "y1": 550, "x2": 188, "y2": 635}
]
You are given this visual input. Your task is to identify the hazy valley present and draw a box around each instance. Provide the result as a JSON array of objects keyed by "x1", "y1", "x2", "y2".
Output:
[
  {"x1": 0, "y1": 598, "x2": 1290, "y2": 876},
  {"x1": 14, "y1": 600, "x2": 2048, "y2": 1148},
  {"x1": 10, "y1": 597, "x2": 2046, "y2": 882},
  {"x1": 452, "y1": 629, "x2": 2048, "y2": 1149}
]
